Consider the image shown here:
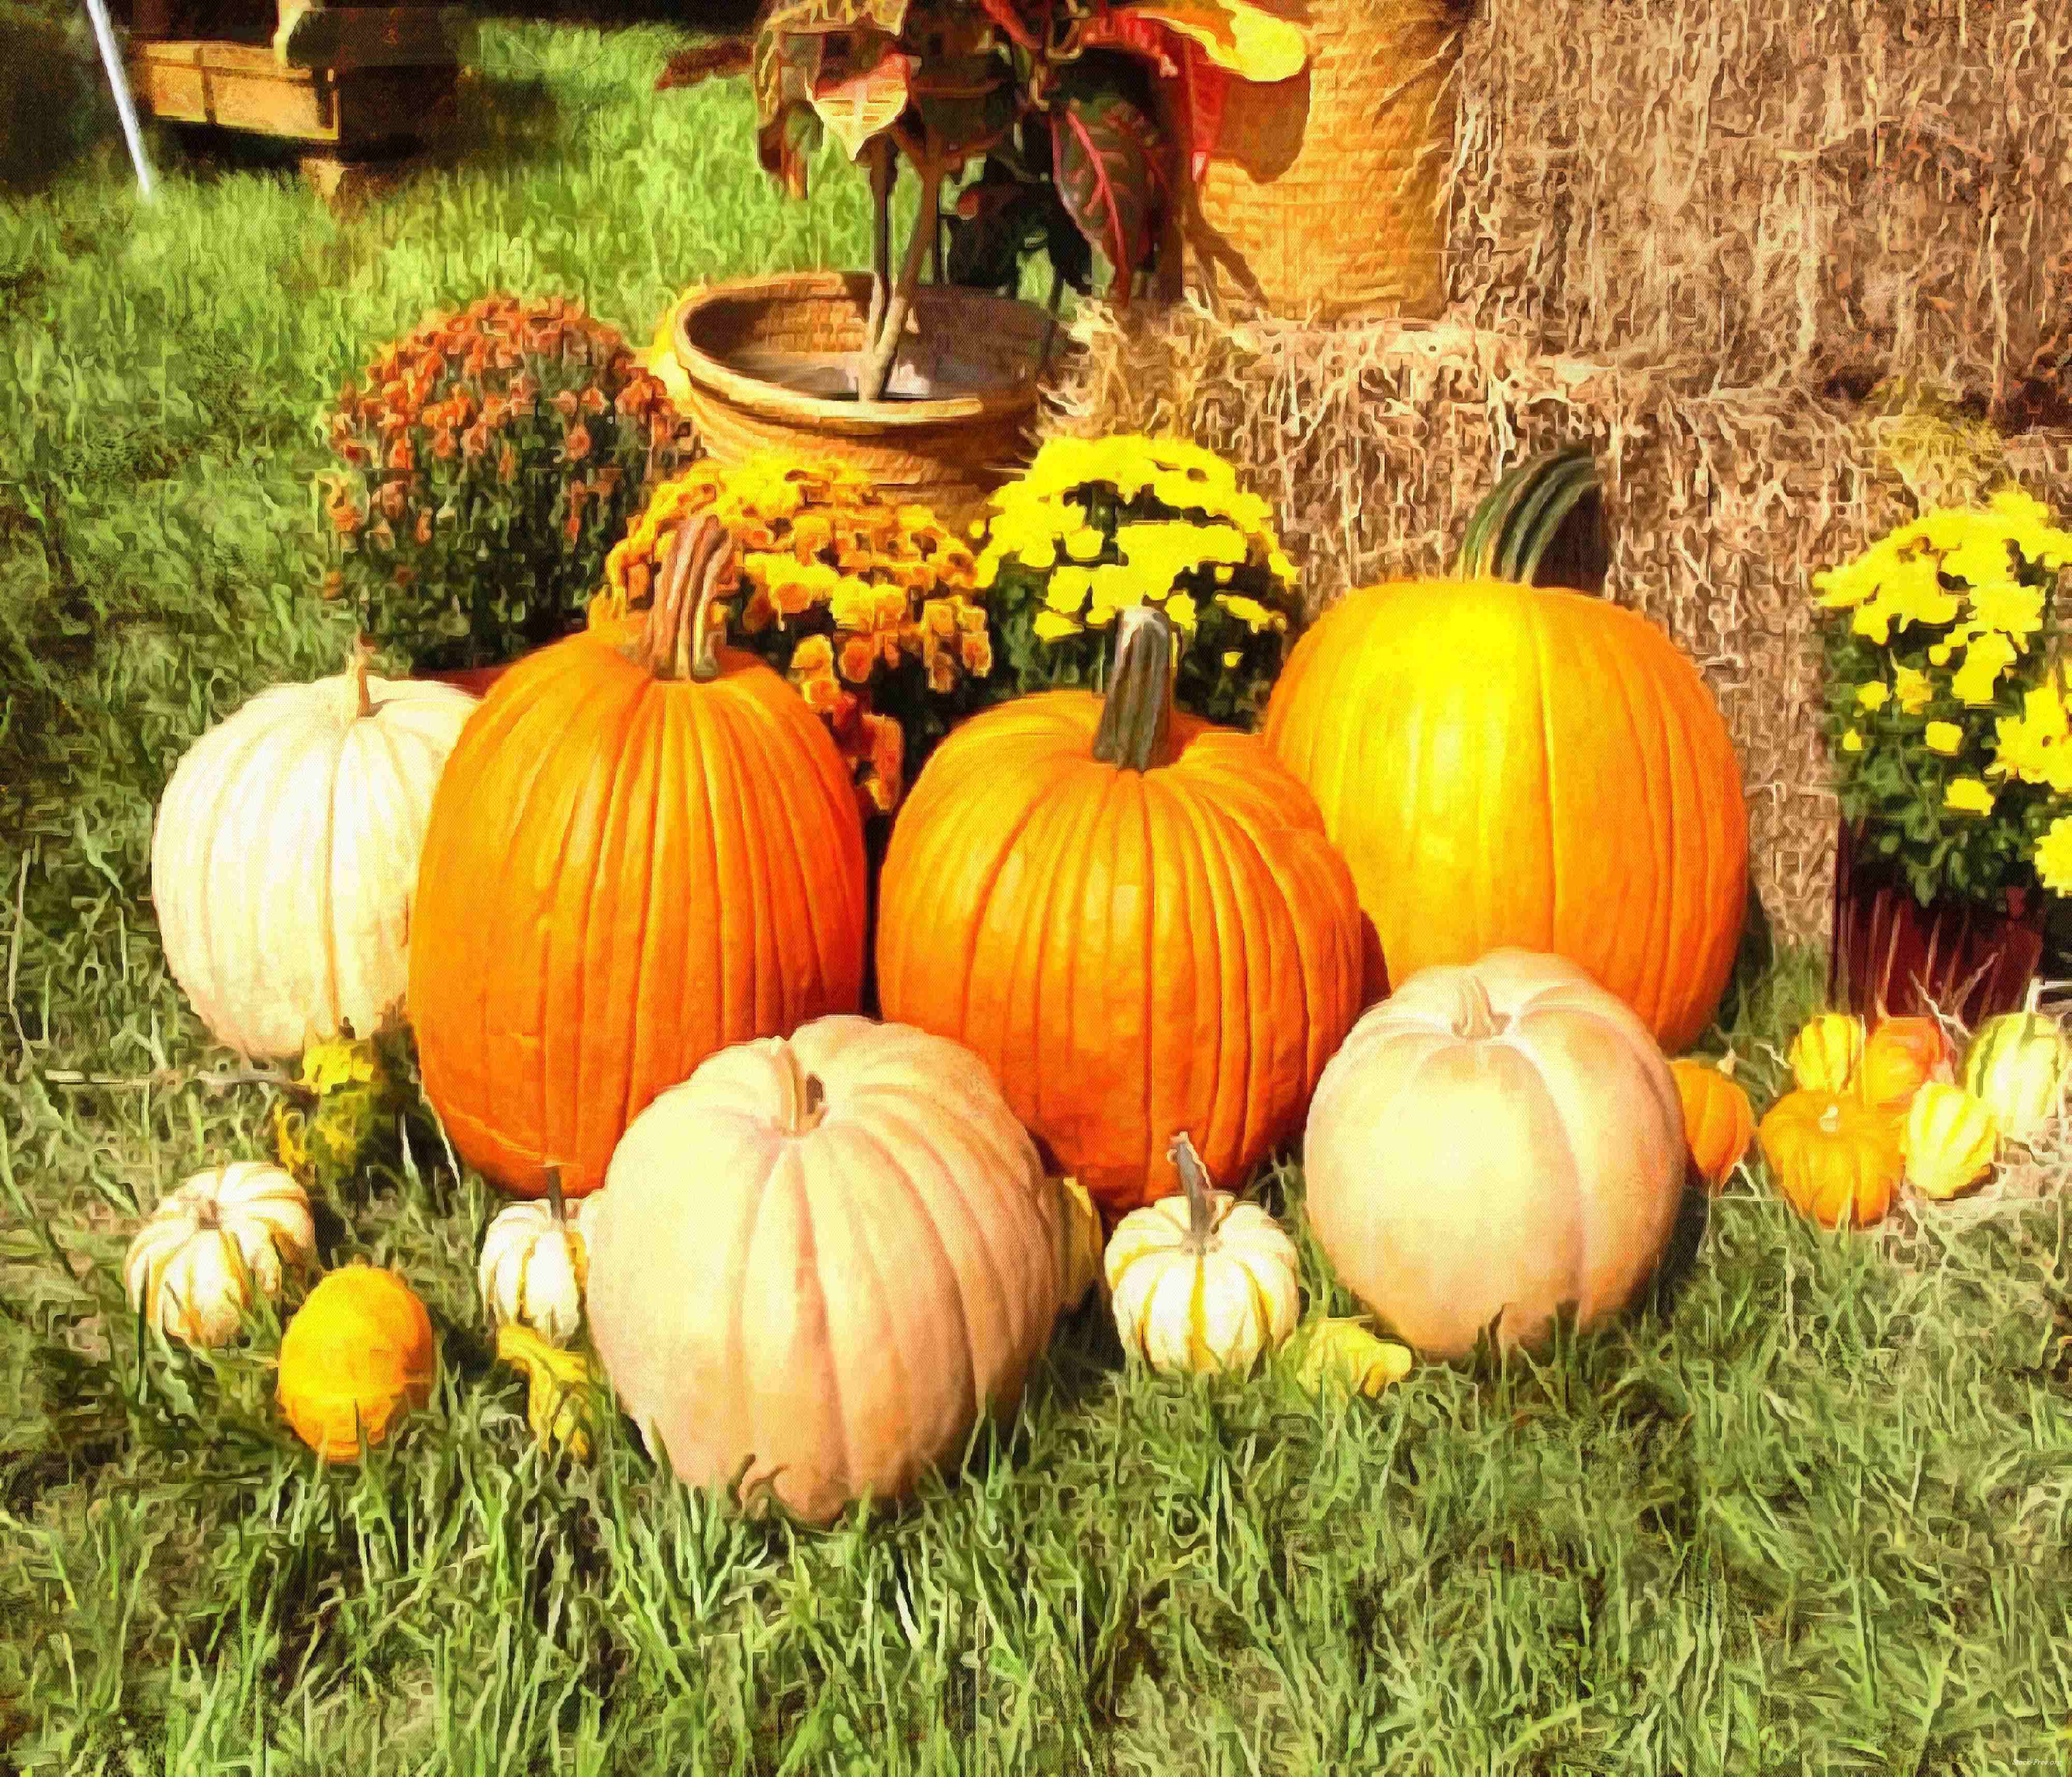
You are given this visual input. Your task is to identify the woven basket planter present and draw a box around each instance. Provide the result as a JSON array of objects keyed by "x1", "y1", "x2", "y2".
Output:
[
  {"x1": 1188, "y1": 0, "x2": 1469, "y2": 322},
  {"x1": 670, "y1": 272, "x2": 1054, "y2": 536}
]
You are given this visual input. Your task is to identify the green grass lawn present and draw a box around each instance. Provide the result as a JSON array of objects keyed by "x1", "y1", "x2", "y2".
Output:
[{"x1": 4, "y1": 18, "x2": 2072, "y2": 1774}]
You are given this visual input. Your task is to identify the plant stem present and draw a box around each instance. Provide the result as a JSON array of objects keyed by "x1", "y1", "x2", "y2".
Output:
[
  {"x1": 1166, "y1": 1132, "x2": 1217, "y2": 1255},
  {"x1": 866, "y1": 139, "x2": 895, "y2": 346},
  {"x1": 860, "y1": 157, "x2": 944, "y2": 404},
  {"x1": 1089, "y1": 606, "x2": 1176, "y2": 771},
  {"x1": 1037, "y1": 262, "x2": 1064, "y2": 378},
  {"x1": 637, "y1": 515, "x2": 733, "y2": 683}
]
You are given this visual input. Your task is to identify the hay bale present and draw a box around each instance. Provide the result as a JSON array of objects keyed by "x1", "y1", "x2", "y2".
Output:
[
  {"x1": 1441, "y1": 0, "x2": 2072, "y2": 419},
  {"x1": 1038, "y1": 302, "x2": 2072, "y2": 945}
]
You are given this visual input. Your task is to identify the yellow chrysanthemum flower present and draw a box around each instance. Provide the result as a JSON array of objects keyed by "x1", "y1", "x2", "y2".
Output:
[
  {"x1": 1855, "y1": 682, "x2": 1890, "y2": 712},
  {"x1": 1167, "y1": 593, "x2": 1199, "y2": 630},
  {"x1": 1968, "y1": 580, "x2": 2047, "y2": 638},
  {"x1": 1923, "y1": 720, "x2": 1965, "y2": 756},
  {"x1": 2038, "y1": 817, "x2": 2072, "y2": 893},
  {"x1": 1893, "y1": 666, "x2": 1935, "y2": 714},
  {"x1": 1944, "y1": 777, "x2": 1996, "y2": 815},
  {"x1": 1046, "y1": 567, "x2": 1095, "y2": 614},
  {"x1": 1221, "y1": 649, "x2": 1243, "y2": 668},
  {"x1": 1945, "y1": 530, "x2": 2015, "y2": 587},
  {"x1": 1064, "y1": 527, "x2": 1105, "y2": 563},
  {"x1": 1927, "y1": 642, "x2": 1954, "y2": 667},
  {"x1": 1841, "y1": 729, "x2": 1865, "y2": 754},
  {"x1": 1951, "y1": 632, "x2": 2019, "y2": 705},
  {"x1": 1032, "y1": 610, "x2": 1082, "y2": 642}
]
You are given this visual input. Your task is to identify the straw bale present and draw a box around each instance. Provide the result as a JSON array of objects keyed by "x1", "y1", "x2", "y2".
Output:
[
  {"x1": 1038, "y1": 300, "x2": 2072, "y2": 945},
  {"x1": 1438, "y1": 0, "x2": 2072, "y2": 419}
]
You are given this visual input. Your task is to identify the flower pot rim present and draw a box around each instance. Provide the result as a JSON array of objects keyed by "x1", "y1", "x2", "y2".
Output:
[{"x1": 671, "y1": 271, "x2": 1053, "y2": 434}]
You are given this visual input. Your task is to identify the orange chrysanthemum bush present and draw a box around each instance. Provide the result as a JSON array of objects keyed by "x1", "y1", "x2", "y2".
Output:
[
  {"x1": 589, "y1": 453, "x2": 1000, "y2": 815},
  {"x1": 318, "y1": 294, "x2": 693, "y2": 672}
]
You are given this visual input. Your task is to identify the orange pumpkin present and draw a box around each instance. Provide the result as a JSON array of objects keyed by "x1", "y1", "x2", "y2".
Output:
[
  {"x1": 1262, "y1": 576, "x2": 1748, "y2": 1053},
  {"x1": 1757, "y1": 1090, "x2": 1904, "y2": 1229},
  {"x1": 1856, "y1": 1015, "x2": 1954, "y2": 1113},
  {"x1": 408, "y1": 517, "x2": 869, "y2": 1198},
  {"x1": 876, "y1": 606, "x2": 1364, "y2": 1222},
  {"x1": 1670, "y1": 1052, "x2": 1755, "y2": 1193}
]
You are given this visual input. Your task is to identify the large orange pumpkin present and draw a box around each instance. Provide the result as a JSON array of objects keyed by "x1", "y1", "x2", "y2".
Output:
[
  {"x1": 409, "y1": 517, "x2": 869, "y2": 1198},
  {"x1": 876, "y1": 606, "x2": 1364, "y2": 1222},
  {"x1": 1262, "y1": 577, "x2": 1748, "y2": 1053}
]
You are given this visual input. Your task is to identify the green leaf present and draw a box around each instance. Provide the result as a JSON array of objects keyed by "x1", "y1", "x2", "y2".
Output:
[{"x1": 1047, "y1": 70, "x2": 1168, "y2": 302}]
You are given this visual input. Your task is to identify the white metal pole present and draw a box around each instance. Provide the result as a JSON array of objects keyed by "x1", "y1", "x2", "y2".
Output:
[{"x1": 81, "y1": 0, "x2": 157, "y2": 201}]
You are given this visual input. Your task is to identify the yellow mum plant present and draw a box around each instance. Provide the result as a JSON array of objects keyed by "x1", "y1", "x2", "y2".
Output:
[
  {"x1": 1815, "y1": 487, "x2": 2072, "y2": 907},
  {"x1": 590, "y1": 454, "x2": 995, "y2": 816},
  {"x1": 974, "y1": 434, "x2": 1302, "y2": 725}
]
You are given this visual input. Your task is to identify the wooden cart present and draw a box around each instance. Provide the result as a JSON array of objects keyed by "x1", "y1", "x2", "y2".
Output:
[{"x1": 122, "y1": 0, "x2": 473, "y2": 203}]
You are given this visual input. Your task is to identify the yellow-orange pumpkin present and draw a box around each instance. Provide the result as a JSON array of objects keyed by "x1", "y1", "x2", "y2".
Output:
[
  {"x1": 1670, "y1": 1052, "x2": 1755, "y2": 1193},
  {"x1": 1262, "y1": 576, "x2": 1747, "y2": 1053},
  {"x1": 1757, "y1": 1090, "x2": 1903, "y2": 1229},
  {"x1": 408, "y1": 517, "x2": 869, "y2": 1198},
  {"x1": 1856, "y1": 1015, "x2": 1954, "y2": 1113},
  {"x1": 876, "y1": 607, "x2": 1364, "y2": 1222}
]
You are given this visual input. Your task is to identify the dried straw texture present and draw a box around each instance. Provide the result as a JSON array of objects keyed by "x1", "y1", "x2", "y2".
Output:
[
  {"x1": 1443, "y1": 0, "x2": 2072, "y2": 418},
  {"x1": 1038, "y1": 302, "x2": 2072, "y2": 943},
  {"x1": 1189, "y1": 0, "x2": 1470, "y2": 323}
]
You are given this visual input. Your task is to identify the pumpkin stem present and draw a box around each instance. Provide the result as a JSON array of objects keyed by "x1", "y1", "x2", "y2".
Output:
[
  {"x1": 1167, "y1": 1131, "x2": 1218, "y2": 1255},
  {"x1": 1718, "y1": 1049, "x2": 1739, "y2": 1079},
  {"x1": 543, "y1": 1164, "x2": 567, "y2": 1224},
  {"x1": 344, "y1": 634, "x2": 377, "y2": 721},
  {"x1": 1090, "y1": 606, "x2": 1177, "y2": 772},
  {"x1": 1456, "y1": 976, "x2": 1507, "y2": 1041},
  {"x1": 639, "y1": 514, "x2": 736, "y2": 684},
  {"x1": 774, "y1": 1043, "x2": 829, "y2": 1137},
  {"x1": 1818, "y1": 1102, "x2": 1842, "y2": 1135}
]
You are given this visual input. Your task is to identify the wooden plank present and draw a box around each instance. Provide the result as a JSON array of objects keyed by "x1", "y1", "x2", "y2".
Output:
[
  {"x1": 273, "y1": 3, "x2": 475, "y2": 71},
  {"x1": 127, "y1": 41, "x2": 339, "y2": 139}
]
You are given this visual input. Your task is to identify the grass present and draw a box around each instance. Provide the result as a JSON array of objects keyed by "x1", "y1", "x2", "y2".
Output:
[{"x1": 4, "y1": 16, "x2": 2072, "y2": 1774}]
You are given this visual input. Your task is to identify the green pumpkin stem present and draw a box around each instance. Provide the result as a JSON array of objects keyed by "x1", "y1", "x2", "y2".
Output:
[
  {"x1": 1090, "y1": 606, "x2": 1176, "y2": 772},
  {"x1": 640, "y1": 514, "x2": 736, "y2": 684},
  {"x1": 1168, "y1": 1131, "x2": 1218, "y2": 1255}
]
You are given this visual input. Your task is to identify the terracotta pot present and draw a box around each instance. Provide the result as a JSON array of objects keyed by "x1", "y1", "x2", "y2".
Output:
[
  {"x1": 671, "y1": 272, "x2": 1055, "y2": 537},
  {"x1": 1828, "y1": 818, "x2": 2045, "y2": 1025}
]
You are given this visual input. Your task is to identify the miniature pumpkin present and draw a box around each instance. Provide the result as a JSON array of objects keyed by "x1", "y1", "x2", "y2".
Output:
[
  {"x1": 1104, "y1": 1133, "x2": 1302, "y2": 1377},
  {"x1": 1963, "y1": 982, "x2": 2069, "y2": 1144},
  {"x1": 1285, "y1": 1316, "x2": 1415, "y2": 1401},
  {"x1": 269, "y1": 1033, "x2": 402, "y2": 1194},
  {"x1": 1756, "y1": 1090, "x2": 1903, "y2": 1229},
  {"x1": 1670, "y1": 1052, "x2": 1756, "y2": 1193},
  {"x1": 1856, "y1": 1015, "x2": 1952, "y2": 1111},
  {"x1": 584, "y1": 1016, "x2": 1062, "y2": 1525},
  {"x1": 495, "y1": 1323, "x2": 598, "y2": 1460},
  {"x1": 277, "y1": 1263, "x2": 438, "y2": 1462},
  {"x1": 409, "y1": 517, "x2": 869, "y2": 1199},
  {"x1": 1056, "y1": 1177, "x2": 1105, "y2": 1310},
  {"x1": 477, "y1": 1170, "x2": 598, "y2": 1345},
  {"x1": 1303, "y1": 949, "x2": 1685, "y2": 1359},
  {"x1": 1902, "y1": 1082, "x2": 1999, "y2": 1201},
  {"x1": 1787, "y1": 1012, "x2": 1864, "y2": 1094},
  {"x1": 1261, "y1": 577, "x2": 1747, "y2": 1053},
  {"x1": 150, "y1": 639, "x2": 477, "y2": 1059},
  {"x1": 123, "y1": 1162, "x2": 315, "y2": 1348},
  {"x1": 876, "y1": 605, "x2": 1364, "y2": 1222}
]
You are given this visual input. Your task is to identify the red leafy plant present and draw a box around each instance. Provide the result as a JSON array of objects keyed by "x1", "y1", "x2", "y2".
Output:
[
  {"x1": 317, "y1": 294, "x2": 695, "y2": 672},
  {"x1": 681, "y1": 0, "x2": 1308, "y2": 404}
]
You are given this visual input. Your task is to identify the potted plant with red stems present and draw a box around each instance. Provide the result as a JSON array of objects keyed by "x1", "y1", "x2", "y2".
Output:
[{"x1": 656, "y1": 0, "x2": 1306, "y2": 532}]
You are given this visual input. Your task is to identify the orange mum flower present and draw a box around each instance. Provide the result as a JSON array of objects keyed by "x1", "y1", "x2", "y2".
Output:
[
  {"x1": 838, "y1": 636, "x2": 879, "y2": 685},
  {"x1": 959, "y1": 629, "x2": 993, "y2": 676},
  {"x1": 563, "y1": 422, "x2": 593, "y2": 464}
]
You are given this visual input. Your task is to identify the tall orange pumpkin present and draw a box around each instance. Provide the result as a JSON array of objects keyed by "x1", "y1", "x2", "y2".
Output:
[
  {"x1": 409, "y1": 517, "x2": 869, "y2": 1198},
  {"x1": 1262, "y1": 577, "x2": 1748, "y2": 1054},
  {"x1": 876, "y1": 606, "x2": 1364, "y2": 1223}
]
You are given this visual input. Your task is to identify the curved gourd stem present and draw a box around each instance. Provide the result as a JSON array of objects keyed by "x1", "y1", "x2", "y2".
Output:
[
  {"x1": 1167, "y1": 1132, "x2": 1218, "y2": 1256},
  {"x1": 774, "y1": 1043, "x2": 829, "y2": 1137},
  {"x1": 344, "y1": 634, "x2": 378, "y2": 720},
  {"x1": 638, "y1": 514, "x2": 737, "y2": 683},
  {"x1": 1090, "y1": 606, "x2": 1177, "y2": 771}
]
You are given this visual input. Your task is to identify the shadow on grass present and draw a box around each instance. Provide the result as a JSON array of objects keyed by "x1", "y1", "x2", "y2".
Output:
[{"x1": 426, "y1": 66, "x2": 565, "y2": 176}]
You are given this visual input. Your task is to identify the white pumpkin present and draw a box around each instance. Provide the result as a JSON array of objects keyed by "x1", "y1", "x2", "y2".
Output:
[
  {"x1": 584, "y1": 1016, "x2": 1063, "y2": 1525},
  {"x1": 1104, "y1": 1134, "x2": 1302, "y2": 1376},
  {"x1": 123, "y1": 1162, "x2": 316, "y2": 1347},
  {"x1": 478, "y1": 1177, "x2": 598, "y2": 1345},
  {"x1": 150, "y1": 638, "x2": 477, "y2": 1059}
]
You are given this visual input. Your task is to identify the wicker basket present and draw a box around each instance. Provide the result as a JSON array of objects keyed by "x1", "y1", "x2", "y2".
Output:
[
  {"x1": 1188, "y1": 0, "x2": 1468, "y2": 323},
  {"x1": 672, "y1": 272, "x2": 1054, "y2": 536}
]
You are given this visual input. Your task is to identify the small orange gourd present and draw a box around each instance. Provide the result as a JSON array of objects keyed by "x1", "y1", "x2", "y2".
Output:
[
  {"x1": 1757, "y1": 1090, "x2": 1903, "y2": 1229},
  {"x1": 277, "y1": 1264, "x2": 438, "y2": 1461},
  {"x1": 1856, "y1": 1015, "x2": 1954, "y2": 1113},
  {"x1": 1668, "y1": 1052, "x2": 1756, "y2": 1193}
]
